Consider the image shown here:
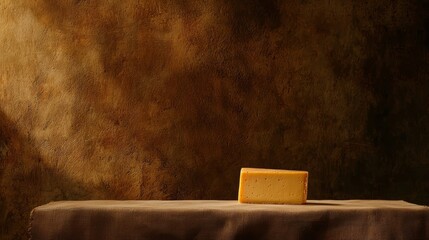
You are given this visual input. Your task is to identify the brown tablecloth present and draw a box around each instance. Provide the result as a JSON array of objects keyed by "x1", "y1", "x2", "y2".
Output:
[{"x1": 29, "y1": 200, "x2": 429, "y2": 240}]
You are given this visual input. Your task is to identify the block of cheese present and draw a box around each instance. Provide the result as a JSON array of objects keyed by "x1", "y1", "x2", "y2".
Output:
[{"x1": 238, "y1": 168, "x2": 308, "y2": 204}]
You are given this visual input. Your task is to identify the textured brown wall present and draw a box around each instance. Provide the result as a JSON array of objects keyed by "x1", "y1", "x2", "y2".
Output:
[{"x1": 1, "y1": 0, "x2": 428, "y2": 239}]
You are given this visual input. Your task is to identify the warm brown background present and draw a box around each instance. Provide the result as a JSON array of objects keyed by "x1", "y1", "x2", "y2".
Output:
[{"x1": 1, "y1": 0, "x2": 428, "y2": 239}]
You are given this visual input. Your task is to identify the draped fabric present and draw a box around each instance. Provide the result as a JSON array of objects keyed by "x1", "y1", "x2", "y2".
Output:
[{"x1": 29, "y1": 200, "x2": 429, "y2": 240}]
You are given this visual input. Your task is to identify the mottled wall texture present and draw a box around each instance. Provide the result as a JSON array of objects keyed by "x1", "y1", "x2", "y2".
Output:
[{"x1": 0, "y1": 0, "x2": 428, "y2": 239}]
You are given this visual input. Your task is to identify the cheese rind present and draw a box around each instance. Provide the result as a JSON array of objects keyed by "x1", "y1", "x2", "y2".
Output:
[{"x1": 238, "y1": 168, "x2": 308, "y2": 204}]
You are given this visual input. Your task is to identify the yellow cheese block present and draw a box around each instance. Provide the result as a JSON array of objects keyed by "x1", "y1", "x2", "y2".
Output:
[{"x1": 238, "y1": 168, "x2": 308, "y2": 204}]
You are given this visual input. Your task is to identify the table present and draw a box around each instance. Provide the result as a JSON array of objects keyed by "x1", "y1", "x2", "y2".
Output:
[{"x1": 29, "y1": 200, "x2": 429, "y2": 240}]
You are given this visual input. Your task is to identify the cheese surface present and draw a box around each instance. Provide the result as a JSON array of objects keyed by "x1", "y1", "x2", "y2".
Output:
[{"x1": 238, "y1": 168, "x2": 308, "y2": 204}]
